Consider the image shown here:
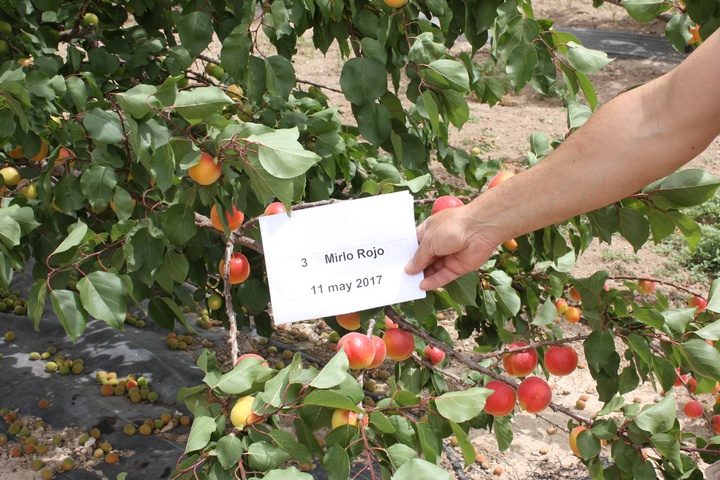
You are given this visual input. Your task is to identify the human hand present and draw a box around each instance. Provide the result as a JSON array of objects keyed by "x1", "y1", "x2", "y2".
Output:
[{"x1": 404, "y1": 205, "x2": 500, "y2": 291}]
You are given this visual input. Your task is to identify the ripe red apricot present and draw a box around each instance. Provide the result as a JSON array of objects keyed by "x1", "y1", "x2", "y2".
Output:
[
  {"x1": 569, "y1": 425, "x2": 587, "y2": 456},
  {"x1": 569, "y1": 287, "x2": 581, "y2": 302},
  {"x1": 518, "y1": 376, "x2": 552, "y2": 413},
  {"x1": 544, "y1": 345, "x2": 578, "y2": 376},
  {"x1": 424, "y1": 345, "x2": 445, "y2": 366},
  {"x1": 382, "y1": 328, "x2": 415, "y2": 361},
  {"x1": 384, "y1": 316, "x2": 398, "y2": 329},
  {"x1": 502, "y1": 238, "x2": 518, "y2": 251},
  {"x1": 366, "y1": 335, "x2": 387, "y2": 369},
  {"x1": 337, "y1": 333, "x2": 376, "y2": 369},
  {"x1": 431, "y1": 195, "x2": 463, "y2": 215},
  {"x1": 487, "y1": 171, "x2": 514, "y2": 189},
  {"x1": 554, "y1": 299, "x2": 568, "y2": 314},
  {"x1": 483, "y1": 380, "x2": 516, "y2": 417},
  {"x1": 684, "y1": 400, "x2": 704, "y2": 418},
  {"x1": 712, "y1": 415, "x2": 720, "y2": 434},
  {"x1": 638, "y1": 279, "x2": 656, "y2": 294},
  {"x1": 210, "y1": 204, "x2": 244, "y2": 231},
  {"x1": 336, "y1": 312, "x2": 361, "y2": 331},
  {"x1": 188, "y1": 152, "x2": 222, "y2": 185},
  {"x1": 688, "y1": 295, "x2": 707, "y2": 313},
  {"x1": 219, "y1": 252, "x2": 250, "y2": 284},
  {"x1": 502, "y1": 342, "x2": 538, "y2": 377},
  {"x1": 263, "y1": 202, "x2": 287, "y2": 215},
  {"x1": 235, "y1": 353, "x2": 269, "y2": 367},
  {"x1": 564, "y1": 306, "x2": 581, "y2": 324}
]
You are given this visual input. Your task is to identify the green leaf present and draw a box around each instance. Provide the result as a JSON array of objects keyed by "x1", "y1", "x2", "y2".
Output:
[
  {"x1": 77, "y1": 271, "x2": 127, "y2": 329},
  {"x1": 449, "y1": 421, "x2": 476, "y2": 465},
  {"x1": 51, "y1": 221, "x2": 88, "y2": 256},
  {"x1": 243, "y1": 151, "x2": 297, "y2": 206},
  {"x1": 576, "y1": 429, "x2": 602, "y2": 460},
  {"x1": 266, "y1": 55, "x2": 296, "y2": 100},
  {"x1": 161, "y1": 204, "x2": 198, "y2": 245},
  {"x1": 173, "y1": 87, "x2": 234, "y2": 120},
  {"x1": 310, "y1": 350, "x2": 349, "y2": 389},
  {"x1": 623, "y1": 0, "x2": 672, "y2": 22},
  {"x1": 650, "y1": 433, "x2": 682, "y2": 469},
  {"x1": 355, "y1": 102, "x2": 391, "y2": 146},
  {"x1": 444, "y1": 272, "x2": 478, "y2": 307},
  {"x1": 426, "y1": 59, "x2": 470, "y2": 92},
  {"x1": 50, "y1": 289, "x2": 88, "y2": 342},
  {"x1": 506, "y1": 44, "x2": 538, "y2": 93},
  {"x1": 221, "y1": 29, "x2": 252, "y2": 81},
  {"x1": 149, "y1": 143, "x2": 176, "y2": 193},
  {"x1": 28, "y1": 280, "x2": 47, "y2": 331},
  {"x1": 216, "y1": 434, "x2": 245, "y2": 470},
  {"x1": 247, "y1": 128, "x2": 321, "y2": 179},
  {"x1": 531, "y1": 300, "x2": 557, "y2": 326},
  {"x1": 185, "y1": 416, "x2": 217, "y2": 453},
  {"x1": 565, "y1": 42, "x2": 612, "y2": 74},
  {"x1": 0, "y1": 216, "x2": 20, "y2": 249},
  {"x1": 369, "y1": 410, "x2": 396, "y2": 433},
  {"x1": 302, "y1": 390, "x2": 359, "y2": 411},
  {"x1": 235, "y1": 278, "x2": 270, "y2": 314},
  {"x1": 262, "y1": 467, "x2": 313, "y2": 480},
  {"x1": 387, "y1": 443, "x2": 418, "y2": 470},
  {"x1": 268, "y1": 429, "x2": 313, "y2": 464},
  {"x1": 393, "y1": 458, "x2": 452, "y2": 480},
  {"x1": 339, "y1": 57, "x2": 388, "y2": 105},
  {"x1": 116, "y1": 84, "x2": 158, "y2": 120},
  {"x1": 661, "y1": 308, "x2": 695, "y2": 339},
  {"x1": 434, "y1": 387, "x2": 490, "y2": 423},
  {"x1": 665, "y1": 13, "x2": 695, "y2": 53},
  {"x1": 323, "y1": 444, "x2": 350, "y2": 480},
  {"x1": 584, "y1": 330, "x2": 616, "y2": 372},
  {"x1": 618, "y1": 207, "x2": 650, "y2": 251},
  {"x1": 177, "y1": 11, "x2": 213, "y2": 58},
  {"x1": 493, "y1": 415, "x2": 514, "y2": 451},
  {"x1": 66, "y1": 76, "x2": 87, "y2": 112},
  {"x1": 634, "y1": 393, "x2": 676, "y2": 435},
  {"x1": 111, "y1": 188, "x2": 135, "y2": 222},
  {"x1": 247, "y1": 441, "x2": 291, "y2": 471},
  {"x1": 83, "y1": 108, "x2": 124, "y2": 144},
  {"x1": 706, "y1": 278, "x2": 720, "y2": 314},
  {"x1": 683, "y1": 339, "x2": 720, "y2": 380},
  {"x1": 81, "y1": 166, "x2": 118, "y2": 210},
  {"x1": 205, "y1": 359, "x2": 265, "y2": 395},
  {"x1": 645, "y1": 169, "x2": 720, "y2": 207}
]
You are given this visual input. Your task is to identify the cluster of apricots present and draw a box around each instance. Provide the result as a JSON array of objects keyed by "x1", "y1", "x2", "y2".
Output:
[
  {"x1": 95, "y1": 371, "x2": 159, "y2": 403},
  {"x1": 483, "y1": 341, "x2": 579, "y2": 418},
  {"x1": 123, "y1": 412, "x2": 191, "y2": 437}
]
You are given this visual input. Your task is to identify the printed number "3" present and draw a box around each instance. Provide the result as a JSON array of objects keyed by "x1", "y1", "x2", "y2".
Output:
[{"x1": 301, "y1": 258, "x2": 307, "y2": 267}]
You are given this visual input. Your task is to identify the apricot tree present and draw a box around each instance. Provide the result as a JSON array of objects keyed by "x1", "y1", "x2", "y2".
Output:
[{"x1": 1, "y1": 0, "x2": 719, "y2": 478}]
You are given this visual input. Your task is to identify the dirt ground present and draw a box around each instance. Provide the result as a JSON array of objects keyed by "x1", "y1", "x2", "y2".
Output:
[{"x1": 3, "y1": 0, "x2": 720, "y2": 478}]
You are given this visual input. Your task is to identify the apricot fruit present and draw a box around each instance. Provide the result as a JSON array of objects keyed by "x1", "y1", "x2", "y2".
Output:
[
  {"x1": 431, "y1": 195, "x2": 463, "y2": 215},
  {"x1": 219, "y1": 252, "x2": 251, "y2": 285},
  {"x1": 331, "y1": 409, "x2": 367, "y2": 429},
  {"x1": 366, "y1": 335, "x2": 387, "y2": 369},
  {"x1": 544, "y1": 345, "x2": 578, "y2": 376},
  {"x1": 517, "y1": 376, "x2": 552, "y2": 413},
  {"x1": 210, "y1": 204, "x2": 244, "y2": 231},
  {"x1": 423, "y1": 345, "x2": 446, "y2": 366},
  {"x1": 264, "y1": 201, "x2": 287, "y2": 215},
  {"x1": 502, "y1": 342, "x2": 538, "y2": 377},
  {"x1": 487, "y1": 171, "x2": 514, "y2": 189},
  {"x1": 563, "y1": 306, "x2": 581, "y2": 324},
  {"x1": 188, "y1": 152, "x2": 222, "y2": 185},
  {"x1": 684, "y1": 400, "x2": 704, "y2": 418},
  {"x1": 483, "y1": 380, "x2": 516, "y2": 417},
  {"x1": 230, "y1": 396, "x2": 262, "y2": 429},
  {"x1": 569, "y1": 425, "x2": 587, "y2": 456},
  {"x1": 382, "y1": 328, "x2": 415, "y2": 361},
  {"x1": 337, "y1": 332, "x2": 376, "y2": 369},
  {"x1": 638, "y1": 279, "x2": 656, "y2": 294},
  {"x1": 336, "y1": 312, "x2": 361, "y2": 331}
]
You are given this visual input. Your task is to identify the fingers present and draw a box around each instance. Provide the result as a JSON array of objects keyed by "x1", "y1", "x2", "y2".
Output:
[
  {"x1": 405, "y1": 220, "x2": 433, "y2": 275},
  {"x1": 419, "y1": 267, "x2": 461, "y2": 291}
]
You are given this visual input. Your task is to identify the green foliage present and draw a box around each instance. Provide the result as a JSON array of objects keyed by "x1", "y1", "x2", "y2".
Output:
[{"x1": 1, "y1": 0, "x2": 720, "y2": 478}]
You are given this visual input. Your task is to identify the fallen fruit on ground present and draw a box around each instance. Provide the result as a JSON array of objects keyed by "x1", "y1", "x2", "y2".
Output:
[
  {"x1": 483, "y1": 380, "x2": 516, "y2": 417},
  {"x1": 518, "y1": 376, "x2": 552, "y2": 413},
  {"x1": 502, "y1": 342, "x2": 538, "y2": 377}
]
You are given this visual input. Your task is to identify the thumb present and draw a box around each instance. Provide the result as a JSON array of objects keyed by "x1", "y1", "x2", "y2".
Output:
[{"x1": 405, "y1": 222, "x2": 432, "y2": 275}]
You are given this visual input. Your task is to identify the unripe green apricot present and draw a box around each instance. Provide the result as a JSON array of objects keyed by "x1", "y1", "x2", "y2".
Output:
[{"x1": 45, "y1": 362, "x2": 58, "y2": 373}]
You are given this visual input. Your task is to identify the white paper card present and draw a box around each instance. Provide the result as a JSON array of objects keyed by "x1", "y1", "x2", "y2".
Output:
[{"x1": 259, "y1": 192, "x2": 425, "y2": 324}]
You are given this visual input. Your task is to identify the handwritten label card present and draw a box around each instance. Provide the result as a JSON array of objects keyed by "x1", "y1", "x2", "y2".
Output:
[{"x1": 259, "y1": 192, "x2": 425, "y2": 324}]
